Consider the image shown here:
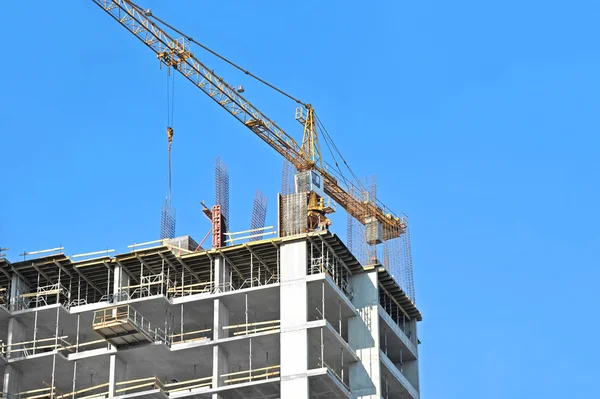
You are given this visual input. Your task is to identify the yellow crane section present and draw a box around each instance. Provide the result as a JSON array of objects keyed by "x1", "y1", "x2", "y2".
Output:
[{"x1": 92, "y1": 0, "x2": 406, "y2": 239}]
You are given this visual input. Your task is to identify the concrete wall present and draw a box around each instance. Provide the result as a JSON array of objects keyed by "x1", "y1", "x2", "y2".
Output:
[{"x1": 402, "y1": 359, "x2": 420, "y2": 391}]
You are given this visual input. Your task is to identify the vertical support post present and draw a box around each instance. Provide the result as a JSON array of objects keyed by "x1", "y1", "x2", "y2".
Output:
[
  {"x1": 76, "y1": 314, "x2": 81, "y2": 353},
  {"x1": 139, "y1": 259, "x2": 143, "y2": 298},
  {"x1": 71, "y1": 360, "x2": 77, "y2": 399},
  {"x1": 339, "y1": 300, "x2": 342, "y2": 335},
  {"x1": 245, "y1": 294, "x2": 249, "y2": 335},
  {"x1": 107, "y1": 265, "x2": 111, "y2": 299},
  {"x1": 266, "y1": 351, "x2": 270, "y2": 379},
  {"x1": 180, "y1": 304, "x2": 184, "y2": 343},
  {"x1": 321, "y1": 281, "x2": 325, "y2": 321},
  {"x1": 57, "y1": 265, "x2": 62, "y2": 304},
  {"x1": 400, "y1": 346, "x2": 403, "y2": 372},
  {"x1": 249, "y1": 337, "x2": 253, "y2": 381},
  {"x1": 383, "y1": 327, "x2": 387, "y2": 356},
  {"x1": 161, "y1": 259, "x2": 165, "y2": 296},
  {"x1": 250, "y1": 253, "x2": 253, "y2": 287},
  {"x1": 33, "y1": 306, "x2": 38, "y2": 355},
  {"x1": 210, "y1": 258, "x2": 213, "y2": 292},
  {"x1": 50, "y1": 297, "x2": 61, "y2": 398},
  {"x1": 341, "y1": 347, "x2": 344, "y2": 383},
  {"x1": 320, "y1": 327, "x2": 324, "y2": 367}
]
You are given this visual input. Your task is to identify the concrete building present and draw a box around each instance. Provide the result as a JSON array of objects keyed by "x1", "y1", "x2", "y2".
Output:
[{"x1": 0, "y1": 231, "x2": 422, "y2": 398}]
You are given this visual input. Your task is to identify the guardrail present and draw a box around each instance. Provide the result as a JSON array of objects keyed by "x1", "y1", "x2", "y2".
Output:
[
  {"x1": 170, "y1": 328, "x2": 212, "y2": 344},
  {"x1": 1, "y1": 336, "x2": 70, "y2": 358},
  {"x1": 164, "y1": 376, "x2": 212, "y2": 393},
  {"x1": 222, "y1": 365, "x2": 280, "y2": 384},
  {"x1": 18, "y1": 376, "x2": 165, "y2": 399},
  {"x1": 222, "y1": 319, "x2": 280, "y2": 336}
]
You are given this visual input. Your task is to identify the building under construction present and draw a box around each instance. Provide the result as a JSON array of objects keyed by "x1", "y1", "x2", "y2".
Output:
[
  {"x1": 0, "y1": 1, "x2": 423, "y2": 398},
  {"x1": 0, "y1": 188, "x2": 422, "y2": 398}
]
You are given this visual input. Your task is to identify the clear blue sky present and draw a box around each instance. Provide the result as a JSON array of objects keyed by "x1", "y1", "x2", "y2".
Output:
[{"x1": 1, "y1": 1, "x2": 598, "y2": 397}]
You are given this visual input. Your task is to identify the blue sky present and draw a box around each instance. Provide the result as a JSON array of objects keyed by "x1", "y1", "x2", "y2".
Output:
[{"x1": 1, "y1": 1, "x2": 599, "y2": 397}]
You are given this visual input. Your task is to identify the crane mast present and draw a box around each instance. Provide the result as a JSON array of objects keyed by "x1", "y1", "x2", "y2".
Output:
[{"x1": 92, "y1": 0, "x2": 406, "y2": 239}]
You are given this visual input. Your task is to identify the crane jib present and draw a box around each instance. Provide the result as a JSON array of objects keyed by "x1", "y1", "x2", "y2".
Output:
[{"x1": 92, "y1": 0, "x2": 405, "y2": 237}]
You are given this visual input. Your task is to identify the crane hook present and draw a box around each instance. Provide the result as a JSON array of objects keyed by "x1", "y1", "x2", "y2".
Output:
[{"x1": 167, "y1": 127, "x2": 174, "y2": 148}]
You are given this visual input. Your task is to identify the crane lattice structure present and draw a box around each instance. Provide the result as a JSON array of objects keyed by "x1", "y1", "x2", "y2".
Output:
[{"x1": 92, "y1": 0, "x2": 407, "y2": 240}]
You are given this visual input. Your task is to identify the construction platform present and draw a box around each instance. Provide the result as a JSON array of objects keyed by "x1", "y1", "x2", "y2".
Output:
[{"x1": 0, "y1": 231, "x2": 421, "y2": 398}]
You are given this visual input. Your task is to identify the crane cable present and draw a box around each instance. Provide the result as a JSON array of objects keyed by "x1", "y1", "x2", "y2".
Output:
[
  {"x1": 316, "y1": 113, "x2": 367, "y2": 194},
  {"x1": 124, "y1": 0, "x2": 364, "y2": 194},
  {"x1": 122, "y1": 0, "x2": 305, "y2": 106},
  {"x1": 154, "y1": 15, "x2": 305, "y2": 107},
  {"x1": 166, "y1": 65, "x2": 175, "y2": 203}
]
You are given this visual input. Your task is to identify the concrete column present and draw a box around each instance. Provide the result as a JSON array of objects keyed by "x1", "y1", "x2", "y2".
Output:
[
  {"x1": 279, "y1": 241, "x2": 309, "y2": 399},
  {"x1": 348, "y1": 270, "x2": 381, "y2": 398},
  {"x1": 214, "y1": 257, "x2": 231, "y2": 292},
  {"x1": 108, "y1": 355, "x2": 127, "y2": 398},
  {"x1": 3, "y1": 315, "x2": 26, "y2": 394},
  {"x1": 212, "y1": 345, "x2": 230, "y2": 390},
  {"x1": 214, "y1": 299, "x2": 230, "y2": 340},
  {"x1": 10, "y1": 273, "x2": 30, "y2": 311},
  {"x1": 213, "y1": 297, "x2": 230, "y2": 396},
  {"x1": 113, "y1": 265, "x2": 129, "y2": 302},
  {"x1": 3, "y1": 365, "x2": 23, "y2": 395},
  {"x1": 6, "y1": 317, "x2": 26, "y2": 360}
]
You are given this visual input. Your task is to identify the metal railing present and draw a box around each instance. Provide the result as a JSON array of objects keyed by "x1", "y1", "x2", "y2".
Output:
[
  {"x1": 1, "y1": 336, "x2": 71, "y2": 359},
  {"x1": 221, "y1": 365, "x2": 280, "y2": 385},
  {"x1": 17, "y1": 376, "x2": 165, "y2": 399},
  {"x1": 164, "y1": 376, "x2": 212, "y2": 393},
  {"x1": 170, "y1": 328, "x2": 212, "y2": 344},
  {"x1": 309, "y1": 255, "x2": 353, "y2": 300},
  {"x1": 222, "y1": 319, "x2": 280, "y2": 337},
  {"x1": 11, "y1": 283, "x2": 70, "y2": 311},
  {"x1": 168, "y1": 280, "x2": 213, "y2": 297}
]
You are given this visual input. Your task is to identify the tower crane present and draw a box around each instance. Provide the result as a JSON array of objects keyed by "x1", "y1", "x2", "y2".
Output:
[{"x1": 92, "y1": 0, "x2": 406, "y2": 241}]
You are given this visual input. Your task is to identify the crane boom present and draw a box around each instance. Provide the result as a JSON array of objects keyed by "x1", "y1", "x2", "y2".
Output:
[{"x1": 92, "y1": 0, "x2": 406, "y2": 238}]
